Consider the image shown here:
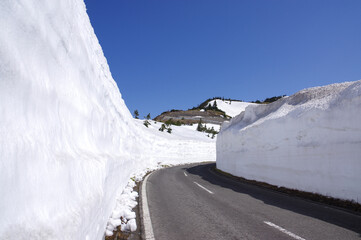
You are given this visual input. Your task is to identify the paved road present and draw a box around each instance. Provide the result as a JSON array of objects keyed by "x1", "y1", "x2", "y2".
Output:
[{"x1": 145, "y1": 163, "x2": 361, "y2": 240}]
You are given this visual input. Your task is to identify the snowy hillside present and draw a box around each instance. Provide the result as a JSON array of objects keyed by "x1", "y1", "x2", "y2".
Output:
[
  {"x1": 154, "y1": 99, "x2": 256, "y2": 129},
  {"x1": 0, "y1": 1, "x2": 214, "y2": 239},
  {"x1": 138, "y1": 119, "x2": 219, "y2": 140},
  {"x1": 217, "y1": 81, "x2": 361, "y2": 203},
  {"x1": 207, "y1": 99, "x2": 256, "y2": 117}
]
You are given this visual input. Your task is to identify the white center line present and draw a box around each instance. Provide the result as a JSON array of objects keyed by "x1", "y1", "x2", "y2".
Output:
[
  {"x1": 264, "y1": 221, "x2": 306, "y2": 240},
  {"x1": 193, "y1": 181, "x2": 214, "y2": 194},
  {"x1": 184, "y1": 172, "x2": 188, "y2": 177}
]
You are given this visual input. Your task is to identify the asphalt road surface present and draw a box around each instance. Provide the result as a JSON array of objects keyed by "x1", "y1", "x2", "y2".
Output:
[{"x1": 145, "y1": 162, "x2": 361, "y2": 240}]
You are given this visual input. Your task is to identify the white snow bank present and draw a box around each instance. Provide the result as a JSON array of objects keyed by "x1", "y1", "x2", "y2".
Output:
[
  {"x1": 0, "y1": 0, "x2": 215, "y2": 239},
  {"x1": 207, "y1": 99, "x2": 256, "y2": 117},
  {"x1": 217, "y1": 80, "x2": 361, "y2": 203},
  {"x1": 162, "y1": 121, "x2": 221, "y2": 134},
  {"x1": 105, "y1": 179, "x2": 138, "y2": 236}
]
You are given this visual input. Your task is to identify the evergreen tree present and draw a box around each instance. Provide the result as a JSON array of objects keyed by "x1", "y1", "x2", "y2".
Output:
[
  {"x1": 146, "y1": 113, "x2": 151, "y2": 120},
  {"x1": 159, "y1": 124, "x2": 166, "y2": 132},
  {"x1": 212, "y1": 101, "x2": 217, "y2": 109},
  {"x1": 165, "y1": 118, "x2": 173, "y2": 127},
  {"x1": 196, "y1": 120, "x2": 203, "y2": 132},
  {"x1": 143, "y1": 120, "x2": 150, "y2": 128},
  {"x1": 134, "y1": 110, "x2": 139, "y2": 119}
]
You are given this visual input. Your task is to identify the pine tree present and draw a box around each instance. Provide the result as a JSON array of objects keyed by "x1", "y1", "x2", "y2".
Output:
[
  {"x1": 159, "y1": 124, "x2": 166, "y2": 132},
  {"x1": 143, "y1": 120, "x2": 150, "y2": 128},
  {"x1": 165, "y1": 118, "x2": 173, "y2": 127},
  {"x1": 146, "y1": 113, "x2": 151, "y2": 120},
  {"x1": 197, "y1": 120, "x2": 203, "y2": 132},
  {"x1": 134, "y1": 110, "x2": 139, "y2": 119},
  {"x1": 212, "y1": 101, "x2": 217, "y2": 109}
]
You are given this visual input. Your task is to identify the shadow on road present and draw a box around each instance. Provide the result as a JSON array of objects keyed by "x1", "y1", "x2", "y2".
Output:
[{"x1": 186, "y1": 163, "x2": 361, "y2": 237}]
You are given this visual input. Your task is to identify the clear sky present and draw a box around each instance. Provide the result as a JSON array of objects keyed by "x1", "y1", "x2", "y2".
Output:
[{"x1": 84, "y1": 0, "x2": 361, "y2": 118}]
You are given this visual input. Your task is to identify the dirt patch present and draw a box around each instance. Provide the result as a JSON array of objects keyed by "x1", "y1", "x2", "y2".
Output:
[{"x1": 154, "y1": 109, "x2": 228, "y2": 125}]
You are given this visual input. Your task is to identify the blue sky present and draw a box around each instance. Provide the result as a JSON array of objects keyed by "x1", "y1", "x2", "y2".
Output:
[{"x1": 84, "y1": 0, "x2": 361, "y2": 118}]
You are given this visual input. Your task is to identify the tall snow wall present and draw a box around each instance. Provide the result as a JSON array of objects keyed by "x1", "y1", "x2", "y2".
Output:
[
  {"x1": 0, "y1": 0, "x2": 214, "y2": 239},
  {"x1": 217, "y1": 80, "x2": 361, "y2": 203}
]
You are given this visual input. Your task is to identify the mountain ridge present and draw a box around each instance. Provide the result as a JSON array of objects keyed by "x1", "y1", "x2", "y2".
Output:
[{"x1": 154, "y1": 97, "x2": 242, "y2": 125}]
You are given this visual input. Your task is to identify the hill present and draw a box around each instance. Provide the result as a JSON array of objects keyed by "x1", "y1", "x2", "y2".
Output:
[{"x1": 154, "y1": 98, "x2": 256, "y2": 126}]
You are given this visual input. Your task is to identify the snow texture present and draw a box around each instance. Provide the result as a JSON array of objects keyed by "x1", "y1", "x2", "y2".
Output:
[
  {"x1": 207, "y1": 99, "x2": 256, "y2": 117},
  {"x1": 217, "y1": 81, "x2": 361, "y2": 203},
  {"x1": 105, "y1": 179, "x2": 138, "y2": 235},
  {"x1": 0, "y1": 0, "x2": 215, "y2": 239}
]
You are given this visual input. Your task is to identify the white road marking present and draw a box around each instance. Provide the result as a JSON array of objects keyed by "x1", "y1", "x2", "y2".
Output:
[
  {"x1": 184, "y1": 172, "x2": 188, "y2": 177},
  {"x1": 194, "y1": 181, "x2": 214, "y2": 194},
  {"x1": 264, "y1": 221, "x2": 306, "y2": 240},
  {"x1": 142, "y1": 173, "x2": 155, "y2": 240}
]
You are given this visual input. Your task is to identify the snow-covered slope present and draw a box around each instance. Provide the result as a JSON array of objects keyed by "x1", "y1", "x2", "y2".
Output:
[
  {"x1": 0, "y1": 1, "x2": 214, "y2": 239},
  {"x1": 217, "y1": 81, "x2": 361, "y2": 203},
  {"x1": 207, "y1": 99, "x2": 256, "y2": 117}
]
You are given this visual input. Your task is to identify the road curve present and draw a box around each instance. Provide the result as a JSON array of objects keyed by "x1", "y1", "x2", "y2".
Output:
[{"x1": 145, "y1": 163, "x2": 361, "y2": 240}]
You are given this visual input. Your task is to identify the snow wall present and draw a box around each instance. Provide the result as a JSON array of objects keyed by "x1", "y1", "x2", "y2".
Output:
[
  {"x1": 217, "y1": 80, "x2": 361, "y2": 203},
  {"x1": 0, "y1": 1, "x2": 214, "y2": 239}
]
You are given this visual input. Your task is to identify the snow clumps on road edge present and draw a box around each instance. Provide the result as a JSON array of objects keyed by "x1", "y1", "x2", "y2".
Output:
[{"x1": 106, "y1": 179, "x2": 138, "y2": 236}]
